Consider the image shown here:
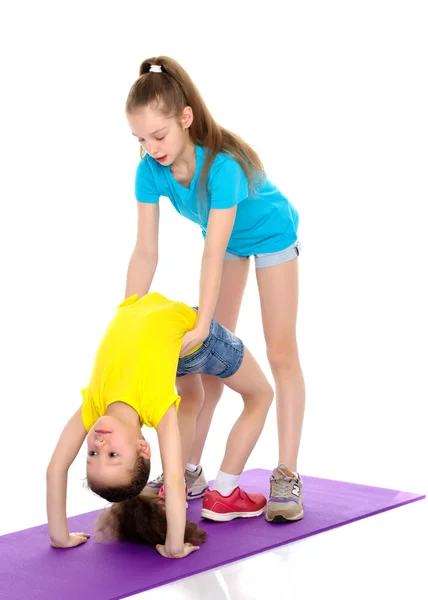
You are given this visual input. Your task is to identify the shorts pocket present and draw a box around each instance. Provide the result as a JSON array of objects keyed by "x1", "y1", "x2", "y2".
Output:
[
  {"x1": 177, "y1": 344, "x2": 207, "y2": 369},
  {"x1": 205, "y1": 349, "x2": 230, "y2": 377}
]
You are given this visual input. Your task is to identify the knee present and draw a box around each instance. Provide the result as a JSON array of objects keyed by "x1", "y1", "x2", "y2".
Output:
[
  {"x1": 266, "y1": 341, "x2": 300, "y2": 373},
  {"x1": 243, "y1": 383, "x2": 274, "y2": 411},
  {"x1": 261, "y1": 384, "x2": 274, "y2": 408}
]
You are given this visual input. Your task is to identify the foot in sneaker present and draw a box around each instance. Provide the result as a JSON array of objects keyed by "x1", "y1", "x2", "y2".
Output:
[
  {"x1": 142, "y1": 472, "x2": 164, "y2": 496},
  {"x1": 265, "y1": 464, "x2": 304, "y2": 523},
  {"x1": 144, "y1": 466, "x2": 208, "y2": 499},
  {"x1": 185, "y1": 465, "x2": 209, "y2": 500},
  {"x1": 201, "y1": 487, "x2": 267, "y2": 522}
]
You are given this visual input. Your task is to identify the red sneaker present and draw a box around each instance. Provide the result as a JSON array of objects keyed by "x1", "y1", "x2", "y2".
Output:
[
  {"x1": 201, "y1": 487, "x2": 267, "y2": 522},
  {"x1": 159, "y1": 483, "x2": 189, "y2": 508}
]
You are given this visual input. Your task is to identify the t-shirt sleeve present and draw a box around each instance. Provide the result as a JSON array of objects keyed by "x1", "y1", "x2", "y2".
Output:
[
  {"x1": 135, "y1": 156, "x2": 160, "y2": 204},
  {"x1": 151, "y1": 393, "x2": 181, "y2": 429},
  {"x1": 81, "y1": 387, "x2": 95, "y2": 432},
  {"x1": 208, "y1": 155, "x2": 249, "y2": 209}
]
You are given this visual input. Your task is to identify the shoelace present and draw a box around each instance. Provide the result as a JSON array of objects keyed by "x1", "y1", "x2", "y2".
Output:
[{"x1": 270, "y1": 472, "x2": 299, "y2": 498}]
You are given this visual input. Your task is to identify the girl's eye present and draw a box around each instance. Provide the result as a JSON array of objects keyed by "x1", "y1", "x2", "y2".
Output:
[
  {"x1": 155, "y1": 136, "x2": 165, "y2": 141},
  {"x1": 88, "y1": 451, "x2": 118, "y2": 457}
]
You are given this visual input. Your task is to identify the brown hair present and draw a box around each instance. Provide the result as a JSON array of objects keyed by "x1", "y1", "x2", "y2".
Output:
[
  {"x1": 125, "y1": 56, "x2": 265, "y2": 195},
  {"x1": 95, "y1": 495, "x2": 206, "y2": 547},
  {"x1": 87, "y1": 456, "x2": 150, "y2": 503},
  {"x1": 88, "y1": 456, "x2": 206, "y2": 547}
]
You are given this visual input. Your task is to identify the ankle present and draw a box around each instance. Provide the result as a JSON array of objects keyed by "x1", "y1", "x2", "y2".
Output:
[
  {"x1": 213, "y1": 471, "x2": 241, "y2": 496},
  {"x1": 186, "y1": 463, "x2": 199, "y2": 473}
]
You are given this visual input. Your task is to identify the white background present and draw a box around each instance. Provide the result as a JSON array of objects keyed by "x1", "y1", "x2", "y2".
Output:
[{"x1": 0, "y1": 1, "x2": 427, "y2": 599}]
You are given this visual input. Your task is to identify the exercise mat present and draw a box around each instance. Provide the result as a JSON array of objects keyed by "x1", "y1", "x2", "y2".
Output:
[{"x1": 0, "y1": 469, "x2": 424, "y2": 600}]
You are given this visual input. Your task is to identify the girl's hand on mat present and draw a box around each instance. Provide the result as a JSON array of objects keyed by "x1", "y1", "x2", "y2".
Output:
[
  {"x1": 155, "y1": 542, "x2": 200, "y2": 559},
  {"x1": 179, "y1": 326, "x2": 209, "y2": 358},
  {"x1": 50, "y1": 532, "x2": 90, "y2": 548}
]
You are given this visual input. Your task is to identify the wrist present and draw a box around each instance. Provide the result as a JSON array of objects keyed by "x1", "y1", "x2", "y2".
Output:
[
  {"x1": 49, "y1": 534, "x2": 69, "y2": 547},
  {"x1": 195, "y1": 320, "x2": 210, "y2": 335},
  {"x1": 165, "y1": 541, "x2": 184, "y2": 557}
]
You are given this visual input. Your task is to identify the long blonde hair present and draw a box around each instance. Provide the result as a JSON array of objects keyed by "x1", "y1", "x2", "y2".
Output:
[{"x1": 126, "y1": 56, "x2": 264, "y2": 194}]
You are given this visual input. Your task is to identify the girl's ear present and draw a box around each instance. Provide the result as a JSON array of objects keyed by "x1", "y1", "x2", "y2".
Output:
[
  {"x1": 180, "y1": 106, "x2": 193, "y2": 130},
  {"x1": 139, "y1": 439, "x2": 151, "y2": 459}
]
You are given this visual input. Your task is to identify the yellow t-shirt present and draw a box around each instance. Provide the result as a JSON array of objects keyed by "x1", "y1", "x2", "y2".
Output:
[{"x1": 81, "y1": 292, "x2": 199, "y2": 431}]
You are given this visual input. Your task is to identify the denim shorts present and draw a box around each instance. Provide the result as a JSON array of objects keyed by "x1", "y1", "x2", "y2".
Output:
[
  {"x1": 177, "y1": 316, "x2": 244, "y2": 379},
  {"x1": 224, "y1": 239, "x2": 301, "y2": 268}
]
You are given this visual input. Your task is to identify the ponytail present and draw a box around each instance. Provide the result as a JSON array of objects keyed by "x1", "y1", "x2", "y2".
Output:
[{"x1": 126, "y1": 56, "x2": 264, "y2": 195}]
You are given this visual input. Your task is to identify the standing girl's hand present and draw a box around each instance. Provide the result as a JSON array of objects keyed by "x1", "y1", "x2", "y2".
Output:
[
  {"x1": 155, "y1": 542, "x2": 200, "y2": 559},
  {"x1": 179, "y1": 326, "x2": 209, "y2": 358}
]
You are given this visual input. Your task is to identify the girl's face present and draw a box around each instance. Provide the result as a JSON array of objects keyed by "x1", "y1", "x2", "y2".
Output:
[
  {"x1": 127, "y1": 103, "x2": 193, "y2": 166},
  {"x1": 86, "y1": 416, "x2": 150, "y2": 487}
]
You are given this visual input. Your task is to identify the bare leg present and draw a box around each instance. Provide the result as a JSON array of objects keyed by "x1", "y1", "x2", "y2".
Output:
[
  {"x1": 219, "y1": 347, "x2": 273, "y2": 474},
  {"x1": 256, "y1": 256, "x2": 305, "y2": 471},
  {"x1": 188, "y1": 258, "x2": 250, "y2": 465},
  {"x1": 175, "y1": 375, "x2": 204, "y2": 472}
]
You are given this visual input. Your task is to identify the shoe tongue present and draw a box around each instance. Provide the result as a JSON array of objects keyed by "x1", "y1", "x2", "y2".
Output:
[{"x1": 276, "y1": 465, "x2": 294, "y2": 478}]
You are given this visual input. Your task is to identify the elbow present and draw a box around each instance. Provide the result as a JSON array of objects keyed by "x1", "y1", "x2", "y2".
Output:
[
  {"x1": 132, "y1": 247, "x2": 158, "y2": 261},
  {"x1": 201, "y1": 247, "x2": 225, "y2": 263},
  {"x1": 46, "y1": 461, "x2": 67, "y2": 477}
]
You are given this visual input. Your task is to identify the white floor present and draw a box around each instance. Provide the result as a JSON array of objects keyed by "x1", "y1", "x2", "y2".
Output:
[{"x1": 133, "y1": 499, "x2": 427, "y2": 600}]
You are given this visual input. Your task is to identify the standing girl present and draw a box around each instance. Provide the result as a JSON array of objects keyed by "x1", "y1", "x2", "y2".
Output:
[{"x1": 125, "y1": 57, "x2": 305, "y2": 522}]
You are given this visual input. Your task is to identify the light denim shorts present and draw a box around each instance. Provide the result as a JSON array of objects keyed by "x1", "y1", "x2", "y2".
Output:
[
  {"x1": 225, "y1": 240, "x2": 301, "y2": 268},
  {"x1": 177, "y1": 315, "x2": 244, "y2": 379}
]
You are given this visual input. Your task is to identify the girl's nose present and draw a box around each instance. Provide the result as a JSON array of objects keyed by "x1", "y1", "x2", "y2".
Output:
[{"x1": 147, "y1": 141, "x2": 158, "y2": 156}]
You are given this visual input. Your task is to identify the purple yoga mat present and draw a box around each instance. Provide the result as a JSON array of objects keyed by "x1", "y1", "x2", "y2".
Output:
[{"x1": 0, "y1": 469, "x2": 425, "y2": 600}]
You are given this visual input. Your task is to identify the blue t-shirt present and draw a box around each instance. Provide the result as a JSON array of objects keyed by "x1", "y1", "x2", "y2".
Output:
[{"x1": 134, "y1": 145, "x2": 299, "y2": 256}]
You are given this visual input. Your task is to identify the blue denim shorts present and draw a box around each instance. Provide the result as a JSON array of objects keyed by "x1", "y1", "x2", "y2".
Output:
[
  {"x1": 177, "y1": 316, "x2": 244, "y2": 379},
  {"x1": 225, "y1": 239, "x2": 301, "y2": 268}
]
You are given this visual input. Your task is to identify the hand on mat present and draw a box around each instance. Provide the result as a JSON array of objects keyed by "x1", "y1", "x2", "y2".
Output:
[
  {"x1": 50, "y1": 532, "x2": 90, "y2": 548},
  {"x1": 179, "y1": 326, "x2": 209, "y2": 358},
  {"x1": 155, "y1": 542, "x2": 200, "y2": 559}
]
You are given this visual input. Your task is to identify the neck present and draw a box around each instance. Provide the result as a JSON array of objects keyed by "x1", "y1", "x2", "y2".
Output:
[
  {"x1": 172, "y1": 140, "x2": 196, "y2": 171},
  {"x1": 105, "y1": 401, "x2": 143, "y2": 438}
]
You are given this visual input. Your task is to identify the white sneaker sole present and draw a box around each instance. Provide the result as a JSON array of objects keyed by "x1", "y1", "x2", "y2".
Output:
[{"x1": 201, "y1": 506, "x2": 266, "y2": 522}]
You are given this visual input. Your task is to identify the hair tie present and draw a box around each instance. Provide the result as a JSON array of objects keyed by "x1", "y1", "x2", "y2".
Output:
[{"x1": 142, "y1": 63, "x2": 165, "y2": 74}]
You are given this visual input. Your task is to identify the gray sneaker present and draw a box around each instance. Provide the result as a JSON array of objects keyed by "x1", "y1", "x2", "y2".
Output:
[
  {"x1": 185, "y1": 465, "x2": 209, "y2": 500},
  {"x1": 265, "y1": 464, "x2": 304, "y2": 523},
  {"x1": 142, "y1": 472, "x2": 164, "y2": 496},
  {"x1": 143, "y1": 466, "x2": 209, "y2": 500}
]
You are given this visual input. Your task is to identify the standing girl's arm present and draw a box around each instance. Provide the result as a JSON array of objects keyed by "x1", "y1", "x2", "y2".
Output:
[
  {"x1": 179, "y1": 207, "x2": 236, "y2": 357},
  {"x1": 125, "y1": 202, "x2": 160, "y2": 298},
  {"x1": 156, "y1": 405, "x2": 200, "y2": 558},
  {"x1": 180, "y1": 157, "x2": 249, "y2": 358},
  {"x1": 46, "y1": 408, "x2": 89, "y2": 548},
  {"x1": 197, "y1": 206, "x2": 237, "y2": 331}
]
